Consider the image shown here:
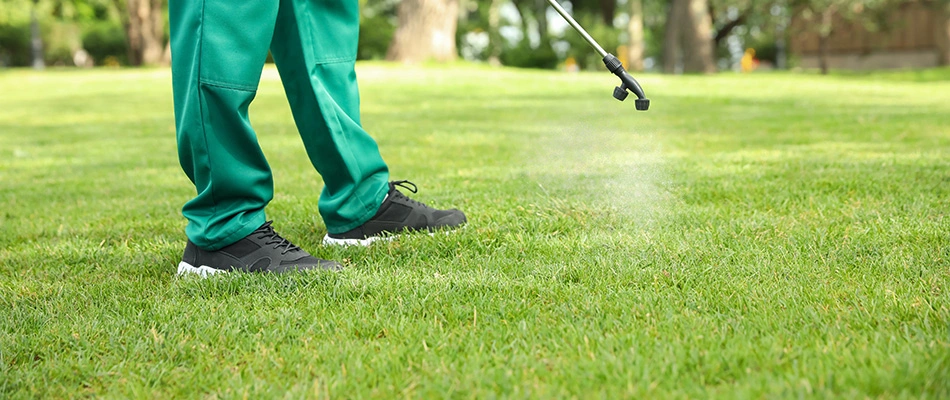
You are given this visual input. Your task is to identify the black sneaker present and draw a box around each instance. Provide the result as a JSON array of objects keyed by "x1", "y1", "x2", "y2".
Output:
[
  {"x1": 177, "y1": 221, "x2": 342, "y2": 276},
  {"x1": 323, "y1": 180, "x2": 467, "y2": 246}
]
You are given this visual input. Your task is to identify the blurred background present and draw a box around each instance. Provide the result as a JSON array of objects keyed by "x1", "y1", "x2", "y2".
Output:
[{"x1": 0, "y1": 0, "x2": 947, "y2": 74}]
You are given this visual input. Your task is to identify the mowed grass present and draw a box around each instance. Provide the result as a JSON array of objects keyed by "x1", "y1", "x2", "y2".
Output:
[{"x1": 1, "y1": 64, "x2": 948, "y2": 398}]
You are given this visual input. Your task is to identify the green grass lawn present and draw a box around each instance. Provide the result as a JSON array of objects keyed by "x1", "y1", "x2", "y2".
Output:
[{"x1": 1, "y1": 64, "x2": 948, "y2": 398}]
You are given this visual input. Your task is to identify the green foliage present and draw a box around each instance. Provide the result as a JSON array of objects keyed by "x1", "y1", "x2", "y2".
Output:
[
  {"x1": 0, "y1": 0, "x2": 37, "y2": 67},
  {"x1": 358, "y1": 0, "x2": 398, "y2": 60},
  {"x1": 562, "y1": 15, "x2": 621, "y2": 70},
  {"x1": 0, "y1": 22, "x2": 30, "y2": 67},
  {"x1": 752, "y1": 40, "x2": 778, "y2": 64},
  {"x1": 0, "y1": 0, "x2": 127, "y2": 67},
  {"x1": 500, "y1": 39, "x2": 559, "y2": 69},
  {"x1": 728, "y1": 20, "x2": 782, "y2": 65},
  {"x1": 569, "y1": 0, "x2": 613, "y2": 22},
  {"x1": 455, "y1": 0, "x2": 492, "y2": 62},
  {"x1": 639, "y1": 21, "x2": 660, "y2": 63},
  {"x1": 792, "y1": 0, "x2": 905, "y2": 32},
  {"x1": 81, "y1": 21, "x2": 128, "y2": 65},
  {"x1": 42, "y1": 22, "x2": 80, "y2": 66},
  {"x1": 40, "y1": 0, "x2": 121, "y2": 24},
  {"x1": 43, "y1": 42, "x2": 72, "y2": 65},
  {"x1": 0, "y1": 0, "x2": 33, "y2": 25},
  {"x1": 358, "y1": 13, "x2": 396, "y2": 60}
]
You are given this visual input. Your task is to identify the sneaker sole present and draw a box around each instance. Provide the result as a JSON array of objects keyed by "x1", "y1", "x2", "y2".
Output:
[
  {"x1": 322, "y1": 234, "x2": 395, "y2": 247},
  {"x1": 177, "y1": 261, "x2": 228, "y2": 277},
  {"x1": 322, "y1": 227, "x2": 462, "y2": 247}
]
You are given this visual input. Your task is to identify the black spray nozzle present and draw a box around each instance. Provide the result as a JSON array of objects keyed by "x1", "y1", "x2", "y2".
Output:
[{"x1": 602, "y1": 54, "x2": 649, "y2": 111}]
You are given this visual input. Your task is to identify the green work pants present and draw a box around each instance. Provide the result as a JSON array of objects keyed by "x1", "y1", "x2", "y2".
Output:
[{"x1": 170, "y1": 0, "x2": 390, "y2": 250}]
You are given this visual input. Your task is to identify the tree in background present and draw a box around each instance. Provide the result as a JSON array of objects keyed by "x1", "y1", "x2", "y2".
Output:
[
  {"x1": 571, "y1": 0, "x2": 617, "y2": 24},
  {"x1": 6, "y1": 0, "x2": 939, "y2": 72},
  {"x1": 626, "y1": 0, "x2": 645, "y2": 70},
  {"x1": 684, "y1": 0, "x2": 715, "y2": 71},
  {"x1": 936, "y1": 0, "x2": 950, "y2": 65},
  {"x1": 664, "y1": 0, "x2": 715, "y2": 73},
  {"x1": 357, "y1": 0, "x2": 399, "y2": 60},
  {"x1": 791, "y1": 0, "x2": 900, "y2": 74},
  {"x1": 0, "y1": 0, "x2": 141, "y2": 66},
  {"x1": 697, "y1": 0, "x2": 790, "y2": 71},
  {"x1": 43, "y1": 0, "x2": 125, "y2": 65},
  {"x1": 455, "y1": 0, "x2": 560, "y2": 69},
  {"x1": 387, "y1": 0, "x2": 460, "y2": 62},
  {"x1": 503, "y1": 0, "x2": 558, "y2": 68},
  {"x1": 487, "y1": 0, "x2": 504, "y2": 64},
  {"x1": 662, "y1": 0, "x2": 684, "y2": 72},
  {"x1": 708, "y1": 0, "x2": 782, "y2": 49},
  {"x1": 30, "y1": 0, "x2": 44, "y2": 69},
  {"x1": 516, "y1": 0, "x2": 551, "y2": 44},
  {"x1": 793, "y1": 0, "x2": 843, "y2": 74},
  {"x1": 124, "y1": 0, "x2": 166, "y2": 66}
]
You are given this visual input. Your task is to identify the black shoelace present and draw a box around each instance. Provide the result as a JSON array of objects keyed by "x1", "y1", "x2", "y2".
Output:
[
  {"x1": 253, "y1": 221, "x2": 301, "y2": 254},
  {"x1": 391, "y1": 180, "x2": 430, "y2": 208}
]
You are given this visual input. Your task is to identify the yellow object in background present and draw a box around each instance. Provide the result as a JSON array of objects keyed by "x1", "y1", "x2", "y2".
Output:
[
  {"x1": 565, "y1": 56, "x2": 579, "y2": 72},
  {"x1": 617, "y1": 46, "x2": 628, "y2": 69},
  {"x1": 741, "y1": 48, "x2": 758, "y2": 73}
]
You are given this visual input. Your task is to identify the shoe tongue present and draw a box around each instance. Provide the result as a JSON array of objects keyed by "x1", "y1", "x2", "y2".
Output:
[
  {"x1": 387, "y1": 185, "x2": 406, "y2": 200},
  {"x1": 253, "y1": 222, "x2": 301, "y2": 253}
]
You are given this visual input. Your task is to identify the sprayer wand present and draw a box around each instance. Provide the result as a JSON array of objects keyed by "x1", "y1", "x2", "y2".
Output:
[{"x1": 546, "y1": 0, "x2": 650, "y2": 110}]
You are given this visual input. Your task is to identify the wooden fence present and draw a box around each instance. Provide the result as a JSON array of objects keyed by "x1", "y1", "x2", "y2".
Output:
[{"x1": 790, "y1": 2, "x2": 936, "y2": 55}]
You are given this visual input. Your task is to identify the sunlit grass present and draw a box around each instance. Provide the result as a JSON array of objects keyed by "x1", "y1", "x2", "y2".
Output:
[{"x1": 1, "y1": 64, "x2": 948, "y2": 398}]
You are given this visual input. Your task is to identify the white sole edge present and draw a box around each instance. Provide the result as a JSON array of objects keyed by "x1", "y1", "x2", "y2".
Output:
[
  {"x1": 322, "y1": 234, "x2": 395, "y2": 247},
  {"x1": 322, "y1": 229, "x2": 458, "y2": 247},
  {"x1": 177, "y1": 261, "x2": 229, "y2": 278}
]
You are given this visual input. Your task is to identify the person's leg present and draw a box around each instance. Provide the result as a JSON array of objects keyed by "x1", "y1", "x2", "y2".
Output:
[
  {"x1": 170, "y1": 0, "x2": 280, "y2": 250},
  {"x1": 171, "y1": 0, "x2": 343, "y2": 275},
  {"x1": 268, "y1": 0, "x2": 467, "y2": 246},
  {"x1": 269, "y1": 0, "x2": 390, "y2": 235}
]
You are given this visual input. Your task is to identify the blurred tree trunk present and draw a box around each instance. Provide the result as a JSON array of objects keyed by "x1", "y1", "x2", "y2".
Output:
[
  {"x1": 514, "y1": 0, "x2": 552, "y2": 51},
  {"x1": 488, "y1": 0, "x2": 503, "y2": 65},
  {"x1": 30, "y1": 2, "x2": 44, "y2": 70},
  {"x1": 162, "y1": 40, "x2": 172, "y2": 64},
  {"x1": 626, "y1": 0, "x2": 644, "y2": 71},
  {"x1": 126, "y1": 0, "x2": 166, "y2": 66},
  {"x1": 662, "y1": 0, "x2": 686, "y2": 73},
  {"x1": 817, "y1": 5, "x2": 836, "y2": 74},
  {"x1": 663, "y1": 0, "x2": 714, "y2": 73},
  {"x1": 513, "y1": 0, "x2": 533, "y2": 40},
  {"x1": 712, "y1": 11, "x2": 746, "y2": 49},
  {"x1": 682, "y1": 0, "x2": 714, "y2": 73},
  {"x1": 534, "y1": 0, "x2": 549, "y2": 41},
  {"x1": 512, "y1": 0, "x2": 531, "y2": 40},
  {"x1": 937, "y1": 2, "x2": 950, "y2": 66},
  {"x1": 817, "y1": 34, "x2": 829, "y2": 74},
  {"x1": 599, "y1": 0, "x2": 616, "y2": 25},
  {"x1": 387, "y1": 0, "x2": 460, "y2": 63}
]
